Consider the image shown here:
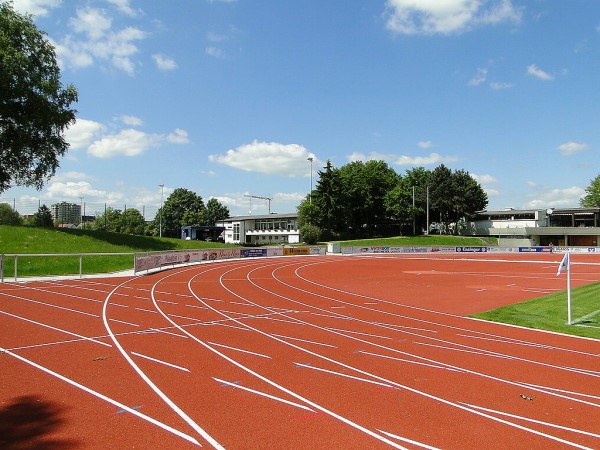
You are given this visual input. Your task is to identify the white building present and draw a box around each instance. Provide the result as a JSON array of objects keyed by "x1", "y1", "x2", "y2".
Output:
[{"x1": 219, "y1": 213, "x2": 300, "y2": 245}]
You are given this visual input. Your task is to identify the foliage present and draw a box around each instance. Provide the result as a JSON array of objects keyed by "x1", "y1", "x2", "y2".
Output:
[
  {"x1": 91, "y1": 207, "x2": 145, "y2": 235},
  {"x1": 0, "y1": 202, "x2": 21, "y2": 225},
  {"x1": 300, "y1": 223, "x2": 321, "y2": 245},
  {"x1": 580, "y1": 173, "x2": 600, "y2": 207},
  {"x1": 205, "y1": 197, "x2": 230, "y2": 226},
  {"x1": 0, "y1": 2, "x2": 78, "y2": 193},
  {"x1": 31, "y1": 204, "x2": 53, "y2": 227},
  {"x1": 297, "y1": 160, "x2": 488, "y2": 239},
  {"x1": 155, "y1": 188, "x2": 206, "y2": 238}
]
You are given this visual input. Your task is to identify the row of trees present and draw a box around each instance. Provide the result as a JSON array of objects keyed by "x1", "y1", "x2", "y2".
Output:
[
  {"x1": 0, "y1": 188, "x2": 231, "y2": 238},
  {"x1": 298, "y1": 161, "x2": 489, "y2": 241}
]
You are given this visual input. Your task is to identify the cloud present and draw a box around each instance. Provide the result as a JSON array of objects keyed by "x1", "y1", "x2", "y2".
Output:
[
  {"x1": 152, "y1": 54, "x2": 178, "y2": 71},
  {"x1": 418, "y1": 140, "x2": 434, "y2": 149},
  {"x1": 558, "y1": 141, "x2": 590, "y2": 156},
  {"x1": 490, "y1": 81, "x2": 514, "y2": 90},
  {"x1": 384, "y1": 0, "x2": 522, "y2": 35},
  {"x1": 64, "y1": 119, "x2": 105, "y2": 150},
  {"x1": 87, "y1": 127, "x2": 188, "y2": 158},
  {"x1": 11, "y1": 0, "x2": 61, "y2": 17},
  {"x1": 469, "y1": 67, "x2": 488, "y2": 86},
  {"x1": 52, "y1": 7, "x2": 148, "y2": 75},
  {"x1": 395, "y1": 152, "x2": 459, "y2": 166},
  {"x1": 526, "y1": 64, "x2": 554, "y2": 80},
  {"x1": 117, "y1": 115, "x2": 143, "y2": 126},
  {"x1": 524, "y1": 186, "x2": 585, "y2": 209},
  {"x1": 209, "y1": 141, "x2": 313, "y2": 177},
  {"x1": 205, "y1": 47, "x2": 225, "y2": 59},
  {"x1": 106, "y1": 0, "x2": 139, "y2": 17}
]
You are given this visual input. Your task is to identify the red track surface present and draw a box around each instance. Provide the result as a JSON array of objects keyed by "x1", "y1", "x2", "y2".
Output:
[{"x1": 2, "y1": 253, "x2": 600, "y2": 449}]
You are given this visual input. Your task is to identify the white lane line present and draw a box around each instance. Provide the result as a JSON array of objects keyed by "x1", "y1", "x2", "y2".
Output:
[
  {"x1": 0, "y1": 291, "x2": 98, "y2": 317},
  {"x1": 151, "y1": 328, "x2": 189, "y2": 339},
  {"x1": 271, "y1": 333, "x2": 337, "y2": 348},
  {"x1": 519, "y1": 382, "x2": 600, "y2": 402},
  {"x1": 373, "y1": 322, "x2": 437, "y2": 333},
  {"x1": 131, "y1": 351, "x2": 190, "y2": 372},
  {"x1": 14, "y1": 285, "x2": 103, "y2": 303},
  {"x1": 186, "y1": 304, "x2": 209, "y2": 310},
  {"x1": 358, "y1": 350, "x2": 462, "y2": 372},
  {"x1": 324, "y1": 327, "x2": 394, "y2": 340},
  {"x1": 414, "y1": 341, "x2": 512, "y2": 359},
  {"x1": 1, "y1": 347, "x2": 200, "y2": 446},
  {"x1": 294, "y1": 362, "x2": 398, "y2": 389},
  {"x1": 135, "y1": 307, "x2": 157, "y2": 314},
  {"x1": 104, "y1": 281, "x2": 224, "y2": 450},
  {"x1": 0, "y1": 310, "x2": 111, "y2": 347},
  {"x1": 109, "y1": 303, "x2": 129, "y2": 308},
  {"x1": 461, "y1": 402, "x2": 600, "y2": 440},
  {"x1": 213, "y1": 377, "x2": 314, "y2": 412},
  {"x1": 207, "y1": 342, "x2": 271, "y2": 359},
  {"x1": 109, "y1": 318, "x2": 140, "y2": 327},
  {"x1": 377, "y1": 429, "x2": 441, "y2": 450}
]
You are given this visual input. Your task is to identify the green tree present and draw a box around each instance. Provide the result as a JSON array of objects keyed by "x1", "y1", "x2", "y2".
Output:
[
  {"x1": 120, "y1": 208, "x2": 146, "y2": 235},
  {"x1": 31, "y1": 204, "x2": 53, "y2": 227},
  {"x1": 156, "y1": 188, "x2": 205, "y2": 237},
  {"x1": 92, "y1": 207, "x2": 122, "y2": 233},
  {"x1": 0, "y1": 2, "x2": 78, "y2": 193},
  {"x1": 448, "y1": 169, "x2": 488, "y2": 233},
  {"x1": 0, "y1": 202, "x2": 21, "y2": 225},
  {"x1": 205, "y1": 198, "x2": 230, "y2": 226},
  {"x1": 300, "y1": 223, "x2": 321, "y2": 245},
  {"x1": 580, "y1": 174, "x2": 600, "y2": 207}
]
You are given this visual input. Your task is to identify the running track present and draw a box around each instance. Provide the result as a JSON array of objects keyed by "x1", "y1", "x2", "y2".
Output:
[{"x1": 1, "y1": 253, "x2": 600, "y2": 449}]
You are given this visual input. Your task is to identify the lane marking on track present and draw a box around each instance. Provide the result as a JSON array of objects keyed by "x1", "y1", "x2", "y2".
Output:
[
  {"x1": 1, "y1": 347, "x2": 201, "y2": 446},
  {"x1": 11, "y1": 285, "x2": 104, "y2": 303},
  {"x1": 109, "y1": 303, "x2": 129, "y2": 308},
  {"x1": 151, "y1": 328, "x2": 189, "y2": 338},
  {"x1": 377, "y1": 429, "x2": 441, "y2": 450},
  {"x1": 460, "y1": 402, "x2": 600, "y2": 440},
  {"x1": 214, "y1": 377, "x2": 315, "y2": 412},
  {"x1": 372, "y1": 322, "x2": 437, "y2": 333},
  {"x1": 358, "y1": 350, "x2": 462, "y2": 372},
  {"x1": 271, "y1": 333, "x2": 337, "y2": 348},
  {"x1": 294, "y1": 362, "x2": 398, "y2": 389},
  {"x1": 131, "y1": 351, "x2": 190, "y2": 372},
  {"x1": 135, "y1": 307, "x2": 157, "y2": 314},
  {"x1": 323, "y1": 326, "x2": 394, "y2": 340},
  {"x1": 109, "y1": 318, "x2": 140, "y2": 327},
  {"x1": 414, "y1": 341, "x2": 513, "y2": 359},
  {"x1": 0, "y1": 291, "x2": 99, "y2": 317},
  {"x1": 207, "y1": 342, "x2": 271, "y2": 359},
  {"x1": 0, "y1": 310, "x2": 112, "y2": 348},
  {"x1": 519, "y1": 382, "x2": 600, "y2": 401}
]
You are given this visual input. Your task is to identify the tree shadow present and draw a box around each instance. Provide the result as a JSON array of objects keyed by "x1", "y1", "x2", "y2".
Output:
[{"x1": 0, "y1": 395, "x2": 79, "y2": 449}]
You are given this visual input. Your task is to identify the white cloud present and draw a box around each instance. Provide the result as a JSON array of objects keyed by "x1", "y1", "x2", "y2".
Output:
[
  {"x1": 558, "y1": 141, "x2": 590, "y2": 156},
  {"x1": 418, "y1": 140, "x2": 434, "y2": 149},
  {"x1": 106, "y1": 0, "x2": 139, "y2": 17},
  {"x1": 472, "y1": 173, "x2": 496, "y2": 185},
  {"x1": 53, "y1": 8, "x2": 148, "y2": 75},
  {"x1": 526, "y1": 64, "x2": 554, "y2": 80},
  {"x1": 469, "y1": 67, "x2": 487, "y2": 86},
  {"x1": 524, "y1": 186, "x2": 585, "y2": 209},
  {"x1": 117, "y1": 115, "x2": 143, "y2": 126},
  {"x1": 64, "y1": 119, "x2": 105, "y2": 150},
  {"x1": 384, "y1": 0, "x2": 522, "y2": 35},
  {"x1": 209, "y1": 141, "x2": 313, "y2": 177},
  {"x1": 490, "y1": 81, "x2": 514, "y2": 90},
  {"x1": 153, "y1": 54, "x2": 178, "y2": 71},
  {"x1": 395, "y1": 152, "x2": 459, "y2": 166},
  {"x1": 11, "y1": 0, "x2": 61, "y2": 17},
  {"x1": 206, "y1": 46, "x2": 225, "y2": 59},
  {"x1": 87, "y1": 128, "x2": 188, "y2": 158}
]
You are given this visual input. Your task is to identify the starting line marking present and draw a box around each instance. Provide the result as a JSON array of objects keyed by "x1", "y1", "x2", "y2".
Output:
[{"x1": 130, "y1": 351, "x2": 190, "y2": 372}]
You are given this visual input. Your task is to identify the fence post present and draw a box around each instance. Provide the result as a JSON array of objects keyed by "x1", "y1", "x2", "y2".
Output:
[
  {"x1": 14, "y1": 255, "x2": 18, "y2": 281},
  {"x1": 0, "y1": 254, "x2": 4, "y2": 283},
  {"x1": 79, "y1": 254, "x2": 83, "y2": 278}
]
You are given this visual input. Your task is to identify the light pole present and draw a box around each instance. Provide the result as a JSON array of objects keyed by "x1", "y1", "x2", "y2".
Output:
[
  {"x1": 79, "y1": 196, "x2": 84, "y2": 229},
  {"x1": 307, "y1": 157, "x2": 313, "y2": 204},
  {"x1": 158, "y1": 184, "x2": 164, "y2": 237}
]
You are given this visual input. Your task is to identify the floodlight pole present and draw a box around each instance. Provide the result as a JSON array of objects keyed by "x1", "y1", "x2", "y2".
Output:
[
  {"x1": 307, "y1": 157, "x2": 313, "y2": 204},
  {"x1": 159, "y1": 184, "x2": 164, "y2": 238}
]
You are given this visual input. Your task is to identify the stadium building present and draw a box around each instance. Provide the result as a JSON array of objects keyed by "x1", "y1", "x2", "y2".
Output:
[{"x1": 219, "y1": 213, "x2": 300, "y2": 245}]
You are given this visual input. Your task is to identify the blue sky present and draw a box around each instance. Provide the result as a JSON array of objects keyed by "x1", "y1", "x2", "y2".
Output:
[{"x1": 3, "y1": 0, "x2": 600, "y2": 218}]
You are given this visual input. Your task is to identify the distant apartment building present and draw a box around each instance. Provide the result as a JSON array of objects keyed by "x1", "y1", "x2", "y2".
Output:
[{"x1": 51, "y1": 202, "x2": 81, "y2": 225}]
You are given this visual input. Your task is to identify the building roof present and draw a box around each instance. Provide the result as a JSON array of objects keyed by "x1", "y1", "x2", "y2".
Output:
[{"x1": 220, "y1": 212, "x2": 298, "y2": 222}]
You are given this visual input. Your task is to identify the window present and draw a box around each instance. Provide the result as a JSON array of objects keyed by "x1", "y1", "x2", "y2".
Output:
[{"x1": 233, "y1": 223, "x2": 240, "y2": 241}]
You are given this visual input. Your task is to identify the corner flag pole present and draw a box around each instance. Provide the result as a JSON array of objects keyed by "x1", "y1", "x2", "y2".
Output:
[{"x1": 557, "y1": 252, "x2": 571, "y2": 325}]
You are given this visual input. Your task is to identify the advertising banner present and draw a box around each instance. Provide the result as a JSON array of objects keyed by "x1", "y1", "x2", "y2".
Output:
[
  {"x1": 241, "y1": 248, "x2": 268, "y2": 258},
  {"x1": 283, "y1": 247, "x2": 311, "y2": 256},
  {"x1": 456, "y1": 246, "x2": 488, "y2": 253}
]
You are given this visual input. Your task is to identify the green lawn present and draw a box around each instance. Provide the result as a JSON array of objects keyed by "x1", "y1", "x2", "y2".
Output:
[
  {"x1": 471, "y1": 283, "x2": 600, "y2": 340},
  {"x1": 0, "y1": 225, "x2": 235, "y2": 277}
]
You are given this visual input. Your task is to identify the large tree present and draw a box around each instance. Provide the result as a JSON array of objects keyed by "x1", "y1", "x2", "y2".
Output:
[
  {"x1": 205, "y1": 198, "x2": 230, "y2": 226},
  {"x1": 0, "y1": 2, "x2": 78, "y2": 193},
  {"x1": 0, "y1": 202, "x2": 21, "y2": 225},
  {"x1": 156, "y1": 188, "x2": 205, "y2": 237},
  {"x1": 580, "y1": 174, "x2": 600, "y2": 207},
  {"x1": 31, "y1": 204, "x2": 53, "y2": 227}
]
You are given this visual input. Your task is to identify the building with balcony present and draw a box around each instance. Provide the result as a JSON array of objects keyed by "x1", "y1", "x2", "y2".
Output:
[
  {"x1": 219, "y1": 213, "x2": 300, "y2": 245},
  {"x1": 51, "y1": 202, "x2": 81, "y2": 226},
  {"x1": 472, "y1": 207, "x2": 600, "y2": 247}
]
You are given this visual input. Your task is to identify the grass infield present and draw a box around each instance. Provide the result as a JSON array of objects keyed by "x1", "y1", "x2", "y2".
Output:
[{"x1": 471, "y1": 282, "x2": 600, "y2": 340}]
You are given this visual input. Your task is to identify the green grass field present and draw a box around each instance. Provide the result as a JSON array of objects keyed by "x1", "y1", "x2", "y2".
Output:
[
  {"x1": 0, "y1": 225, "x2": 235, "y2": 277},
  {"x1": 471, "y1": 283, "x2": 600, "y2": 340}
]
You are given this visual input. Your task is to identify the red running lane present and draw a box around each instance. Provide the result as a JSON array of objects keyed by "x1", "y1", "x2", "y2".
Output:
[{"x1": 1, "y1": 254, "x2": 600, "y2": 449}]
